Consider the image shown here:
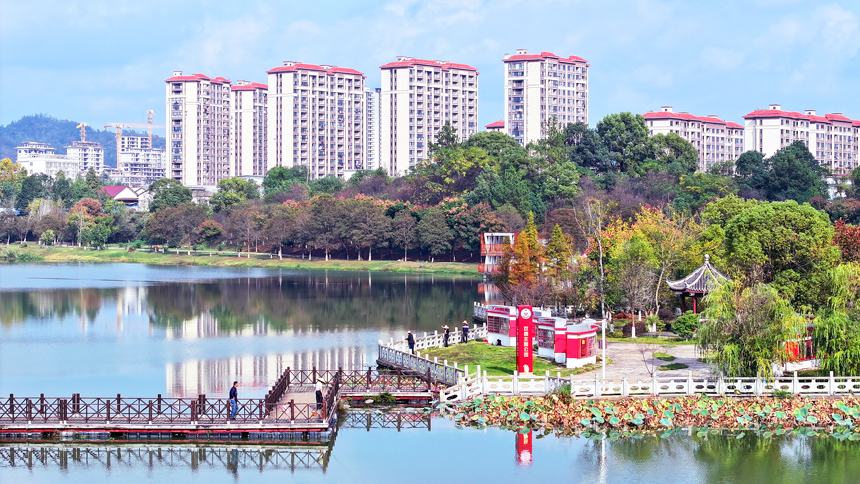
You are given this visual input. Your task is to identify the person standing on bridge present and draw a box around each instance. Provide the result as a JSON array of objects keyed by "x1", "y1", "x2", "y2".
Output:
[
  {"x1": 442, "y1": 325, "x2": 450, "y2": 347},
  {"x1": 461, "y1": 321, "x2": 469, "y2": 343},
  {"x1": 314, "y1": 379, "x2": 325, "y2": 416},
  {"x1": 229, "y1": 381, "x2": 239, "y2": 420},
  {"x1": 406, "y1": 330, "x2": 415, "y2": 354}
]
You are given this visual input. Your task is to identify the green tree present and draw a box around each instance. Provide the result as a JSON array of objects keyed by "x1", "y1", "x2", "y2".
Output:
[
  {"x1": 148, "y1": 178, "x2": 192, "y2": 213},
  {"x1": 16, "y1": 173, "x2": 52, "y2": 213},
  {"x1": 391, "y1": 210, "x2": 417, "y2": 260},
  {"x1": 85, "y1": 167, "x2": 100, "y2": 192},
  {"x1": 144, "y1": 203, "x2": 207, "y2": 247},
  {"x1": 595, "y1": 112, "x2": 655, "y2": 175},
  {"x1": 428, "y1": 121, "x2": 459, "y2": 155},
  {"x1": 463, "y1": 131, "x2": 522, "y2": 158},
  {"x1": 210, "y1": 177, "x2": 259, "y2": 213},
  {"x1": 349, "y1": 198, "x2": 390, "y2": 261},
  {"x1": 734, "y1": 150, "x2": 767, "y2": 193},
  {"x1": 723, "y1": 200, "x2": 840, "y2": 307},
  {"x1": 52, "y1": 171, "x2": 72, "y2": 204},
  {"x1": 699, "y1": 281, "x2": 805, "y2": 377},
  {"x1": 813, "y1": 263, "x2": 860, "y2": 375},
  {"x1": 195, "y1": 220, "x2": 223, "y2": 247},
  {"x1": 765, "y1": 141, "x2": 827, "y2": 202},
  {"x1": 544, "y1": 224, "x2": 571, "y2": 278},
  {"x1": 263, "y1": 166, "x2": 309, "y2": 195},
  {"x1": 308, "y1": 175, "x2": 343, "y2": 195},
  {"x1": 565, "y1": 122, "x2": 612, "y2": 173},
  {"x1": 417, "y1": 209, "x2": 453, "y2": 258},
  {"x1": 651, "y1": 132, "x2": 699, "y2": 176},
  {"x1": 672, "y1": 172, "x2": 738, "y2": 214}
]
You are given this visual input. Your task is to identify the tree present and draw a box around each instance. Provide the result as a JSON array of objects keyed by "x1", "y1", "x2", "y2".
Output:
[
  {"x1": 417, "y1": 209, "x2": 453, "y2": 258},
  {"x1": 595, "y1": 112, "x2": 654, "y2": 175},
  {"x1": 723, "y1": 200, "x2": 840, "y2": 308},
  {"x1": 308, "y1": 175, "x2": 344, "y2": 195},
  {"x1": 612, "y1": 234, "x2": 657, "y2": 318},
  {"x1": 428, "y1": 121, "x2": 459, "y2": 155},
  {"x1": 672, "y1": 172, "x2": 737, "y2": 214},
  {"x1": 734, "y1": 150, "x2": 767, "y2": 192},
  {"x1": 565, "y1": 122, "x2": 612, "y2": 173},
  {"x1": 0, "y1": 158, "x2": 26, "y2": 206},
  {"x1": 85, "y1": 167, "x2": 100, "y2": 192},
  {"x1": 650, "y1": 133, "x2": 699, "y2": 176},
  {"x1": 463, "y1": 131, "x2": 522, "y2": 158},
  {"x1": 764, "y1": 142, "x2": 827, "y2": 202},
  {"x1": 448, "y1": 202, "x2": 505, "y2": 255},
  {"x1": 813, "y1": 263, "x2": 860, "y2": 375},
  {"x1": 210, "y1": 177, "x2": 259, "y2": 213},
  {"x1": 391, "y1": 210, "x2": 417, "y2": 260},
  {"x1": 574, "y1": 197, "x2": 616, "y2": 317},
  {"x1": 144, "y1": 203, "x2": 207, "y2": 246},
  {"x1": 544, "y1": 224, "x2": 572, "y2": 279},
  {"x1": 149, "y1": 178, "x2": 192, "y2": 212},
  {"x1": 301, "y1": 195, "x2": 343, "y2": 260},
  {"x1": 52, "y1": 171, "x2": 72, "y2": 204},
  {"x1": 825, "y1": 198, "x2": 860, "y2": 224},
  {"x1": 263, "y1": 166, "x2": 309, "y2": 195},
  {"x1": 195, "y1": 220, "x2": 223, "y2": 247},
  {"x1": 834, "y1": 221, "x2": 860, "y2": 263},
  {"x1": 349, "y1": 198, "x2": 390, "y2": 261},
  {"x1": 80, "y1": 215, "x2": 113, "y2": 249},
  {"x1": 698, "y1": 281, "x2": 805, "y2": 377},
  {"x1": 847, "y1": 166, "x2": 860, "y2": 199}
]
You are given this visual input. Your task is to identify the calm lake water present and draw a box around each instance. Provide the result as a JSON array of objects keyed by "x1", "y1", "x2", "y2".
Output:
[{"x1": 1, "y1": 263, "x2": 858, "y2": 483}]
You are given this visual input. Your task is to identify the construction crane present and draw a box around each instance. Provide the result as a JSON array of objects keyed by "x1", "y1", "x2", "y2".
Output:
[
  {"x1": 76, "y1": 123, "x2": 87, "y2": 142},
  {"x1": 104, "y1": 111, "x2": 166, "y2": 170}
]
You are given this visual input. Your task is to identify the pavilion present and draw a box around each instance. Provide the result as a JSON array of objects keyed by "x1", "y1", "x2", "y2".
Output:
[{"x1": 666, "y1": 254, "x2": 728, "y2": 314}]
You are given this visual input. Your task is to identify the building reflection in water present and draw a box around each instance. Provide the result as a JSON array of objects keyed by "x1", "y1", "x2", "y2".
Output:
[{"x1": 165, "y1": 346, "x2": 368, "y2": 398}]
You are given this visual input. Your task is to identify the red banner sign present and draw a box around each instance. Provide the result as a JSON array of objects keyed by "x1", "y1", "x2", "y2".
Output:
[{"x1": 516, "y1": 305, "x2": 534, "y2": 374}]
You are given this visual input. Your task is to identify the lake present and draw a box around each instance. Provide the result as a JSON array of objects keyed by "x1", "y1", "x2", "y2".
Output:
[{"x1": 1, "y1": 263, "x2": 857, "y2": 483}]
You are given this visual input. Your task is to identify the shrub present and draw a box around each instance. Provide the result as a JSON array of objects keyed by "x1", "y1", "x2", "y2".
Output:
[
  {"x1": 39, "y1": 230, "x2": 54, "y2": 246},
  {"x1": 131, "y1": 240, "x2": 144, "y2": 249},
  {"x1": 657, "y1": 308, "x2": 676, "y2": 321},
  {"x1": 217, "y1": 243, "x2": 226, "y2": 251},
  {"x1": 194, "y1": 244, "x2": 206, "y2": 251},
  {"x1": 19, "y1": 242, "x2": 28, "y2": 248},
  {"x1": 672, "y1": 311, "x2": 699, "y2": 340},
  {"x1": 646, "y1": 314, "x2": 664, "y2": 333},
  {"x1": 622, "y1": 321, "x2": 647, "y2": 337}
]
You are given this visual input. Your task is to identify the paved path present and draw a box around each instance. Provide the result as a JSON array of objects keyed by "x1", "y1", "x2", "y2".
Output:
[{"x1": 575, "y1": 341, "x2": 712, "y2": 381}]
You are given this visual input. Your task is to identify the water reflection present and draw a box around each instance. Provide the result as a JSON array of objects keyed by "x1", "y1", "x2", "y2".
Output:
[{"x1": 167, "y1": 346, "x2": 368, "y2": 398}]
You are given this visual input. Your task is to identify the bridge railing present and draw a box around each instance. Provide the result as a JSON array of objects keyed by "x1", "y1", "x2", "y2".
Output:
[
  {"x1": 0, "y1": 393, "x2": 330, "y2": 426},
  {"x1": 438, "y1": 371, "x2": 860, "y2": 403}
]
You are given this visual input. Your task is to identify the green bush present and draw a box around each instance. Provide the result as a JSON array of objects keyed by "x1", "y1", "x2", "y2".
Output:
[
  {"x1": 194, "y1": 244, "x2": 206, "y2": 251},
  {"x1": 217, "y1": 243, "x2": 226, "y2": 251},
  {"x1": 131, "y1": 240, "x2": 144, "y2": 249},
  {"x1": 19, "y1": 242, "x2": 28, "y2": 248},
  {"x1": 646, "y1": 314, "x2": 665, "y2": 332},
  {"x1": 40, "y1": 230, "x2": 55, "y2": 246},
  {"x1": 672, "y1": 311, "x2": 699, "y2": 340}
]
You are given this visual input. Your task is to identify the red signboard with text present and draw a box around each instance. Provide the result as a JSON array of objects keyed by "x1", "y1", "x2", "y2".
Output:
[{"x1": 516, "y1": 305, "x2": 534, "y2": 374}]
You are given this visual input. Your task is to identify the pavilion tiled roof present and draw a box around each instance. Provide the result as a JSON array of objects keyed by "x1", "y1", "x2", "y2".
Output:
[{"x1": 666, "y1": 255, "x2": 728, "y2": 294}]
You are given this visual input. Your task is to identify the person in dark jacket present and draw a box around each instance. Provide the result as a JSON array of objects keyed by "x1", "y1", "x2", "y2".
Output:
[
  {"x1": 229, "y1": 381, "x2": 238, "y2": 420},
  {"x1": 442, "y1": 325, "x2": 450, "y2": 347},
  {"x1": 406, "y1": 330, "x2": 415, "y2": 354},
  {"x1": 461, "y1": 321, "x2": 469, "y2": 343}
]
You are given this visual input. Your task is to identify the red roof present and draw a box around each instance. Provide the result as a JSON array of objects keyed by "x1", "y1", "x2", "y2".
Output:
[
  {"x1": 826, "y1": 113, "x2": 853, "y2": 123},
  {"x1": 267, "y1": 63, "x2": 365, "y2": 77},
  {"x1": 504, "y1": 52, "x2": 588, "y2": 65},
  {"x1": 743, "y1": 109, "x2": 831, "y2": 124},
  {"x1": 485, "y1": 120, "x2": 505, "y2": 129},
  {"x1": 643, "y1": 111, "x2": 747, "y2": 128},
  {"x1": 165, "y1": 73, "x2": 231, "y2": 84},
  {"x1": 853, "y1": 120, "x2": 860, "y2": 127},
  {"x1": 379, "y1": 58, "x2": 478, "y2": 72},
  {"x1": 99, "y1": 186, "x2": 128, "y2": 197},
  {"x1": 231, "y1": 82, "x2": 268, "y2": 91}
]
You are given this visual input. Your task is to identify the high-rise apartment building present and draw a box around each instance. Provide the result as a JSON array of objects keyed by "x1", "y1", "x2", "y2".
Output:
[
  {"x1": 743, "y1": 104, "x2": 859, "y2": 176},
  {"x1": 118, "y1": 136, "x2": 166, "y2": 186},
  {"x1": 503, "y1": 49, "x2": 588, "y2": 146},
  {"x1": 230, "y1": 81, "x2": 268, "y2": 177},
  {"x1": 165, "y1": 71, "x2": 232, "y2": 186},
  {"x1": 267, "y1": 62, "x2": 366, "y2": 179},
  {"x1": 380, "y1": 57, "x2": 479, "y2": 175},
  {"x1": 66, "y1": 141, "x2": 105, "y2": 174},
  {"x1": 365, "y1": 87, "x2": 381, "y2": 171},
  {"x1": 643, "y1": 107, "x2": 744, "y2": 171},
  {"x1": 15, "y1": 142, "x2": 80, "y2": 178}
]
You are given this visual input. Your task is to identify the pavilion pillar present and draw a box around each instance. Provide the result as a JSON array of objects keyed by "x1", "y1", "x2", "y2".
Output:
[
  {"x1": 693, "y1": 295, "x2": 698, "y2": 314},
  {"x1": 680, "y1": 294, "x2": 687, "y2": 313}
]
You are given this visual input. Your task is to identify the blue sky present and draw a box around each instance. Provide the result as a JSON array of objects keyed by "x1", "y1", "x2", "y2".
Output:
[{"x1": 1, "y1": 0, "x2": 859, "y2": 134}]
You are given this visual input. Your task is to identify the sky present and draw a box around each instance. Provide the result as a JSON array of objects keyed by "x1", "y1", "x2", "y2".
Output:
[{"x1": 1, "y1": 0, "x2": 859, "y2": 134}]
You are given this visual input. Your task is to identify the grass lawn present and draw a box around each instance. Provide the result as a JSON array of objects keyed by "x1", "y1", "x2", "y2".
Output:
[
  {"x1": 8, "y1": 246, "x2": 479, "y2": 276},
  {"x1": 419, "y1": 342, "x2": 605, "y2": 377},
  {"x1": 607, "y1": 336, "x2": 697, "y2": 346}
]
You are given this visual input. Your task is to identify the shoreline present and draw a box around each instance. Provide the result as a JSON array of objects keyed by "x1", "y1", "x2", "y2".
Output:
[{"x1": 4, "y1": 246, "x2": 481, "y2": 276}]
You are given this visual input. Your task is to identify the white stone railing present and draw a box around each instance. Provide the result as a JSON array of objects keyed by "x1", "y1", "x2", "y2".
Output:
[
  {"x1": 439, "y1": 371, "x2": 860, "y2": 403},
  {"x1": 377, "y1": 324, "x2": 488, "y2": 386}
]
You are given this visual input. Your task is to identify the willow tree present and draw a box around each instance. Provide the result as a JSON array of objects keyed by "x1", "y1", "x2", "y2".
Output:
[
  {"x1": 698, "y1": 280, "x2": 805, "y2": 377},
  {"x1": 813, "y1": 263, "x2": 860, "y2": 375}
]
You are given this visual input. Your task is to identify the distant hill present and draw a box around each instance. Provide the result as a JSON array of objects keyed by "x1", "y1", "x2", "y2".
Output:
[{"x1": 0, "y1": 114, "x2": 166, "y2": 168}]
